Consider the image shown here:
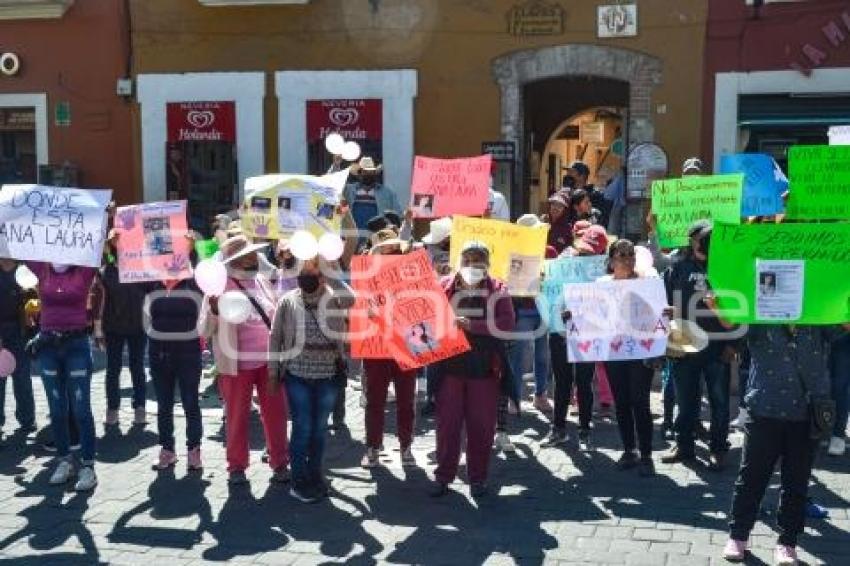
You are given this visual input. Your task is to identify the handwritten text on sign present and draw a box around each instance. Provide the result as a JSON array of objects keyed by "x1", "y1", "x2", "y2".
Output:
[
  {"x1": 563, "y1": 277, "x2": 669, "y2": 362},
  {"x1": 0, "y1": 184, "x2": 112, "y2": 268},
  {"x1": 537, "y1": 255, "x2": 608, "y2": 333},
  {"x1": 410, "y1": 155, "x2": 492, "y2": 218},
  {"x1": 116, "y1": 200, "x2": 193, "y2": 283},
  {"x1": 719, "y1": 154, "x2": 787, "y2": 218},
  {"x1": 651, "y1": 174, "x2": 743, "y2": 248},
  {"x1": 787, "y1": 145, "x2": 850, "y2": 220}
]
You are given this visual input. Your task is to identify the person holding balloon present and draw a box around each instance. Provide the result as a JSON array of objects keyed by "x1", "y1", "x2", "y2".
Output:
[
  {"x1": 198, "y1": 235, "x2": 290, "y2": 486},
  {"x1": 0, "y1": 259, "x2": 36, "y2": 441}
]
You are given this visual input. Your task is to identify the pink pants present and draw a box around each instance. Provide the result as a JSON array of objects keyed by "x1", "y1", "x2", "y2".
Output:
[
  {"x1": 219, "y1": 364, "x2": 289, "y2": 473},
  {"x1": 595, "y1": 362, "x2": 614, "y2": 406}
]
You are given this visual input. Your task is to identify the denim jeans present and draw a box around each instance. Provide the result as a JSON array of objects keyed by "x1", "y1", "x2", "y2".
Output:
[
  {"x1": 105, "y1": 332, "x2": 147, "y2": 410},
  {"x1": 285, "y1": 372, "x2": 339, "y2": 486},
  {"x1": 672, "y1": 348, "x2": 730, "y2": 455},
  {"x1": 0, "y1": 323, "x2": 35, "y2": 430},
  {"x1": 39, "y1": 335, "x2": 96, "y2": 463},
  {"x1": 508, "y1": 308, "x2": 550, "y2": 398},
  {"x1": 830, "y1": 334, "x2": 850, "y2": 438},
  {"x1": 150, "y1": 341, "x2": 203, "y2": 452}
]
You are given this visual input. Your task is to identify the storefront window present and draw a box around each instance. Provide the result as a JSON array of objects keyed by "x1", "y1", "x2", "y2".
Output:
[
  {"x1": 306, "y1": 99, "x2": 382, "y2": 175},
  {"x1": 0, "y1": 107, "x2": 36, "y2": 184}
]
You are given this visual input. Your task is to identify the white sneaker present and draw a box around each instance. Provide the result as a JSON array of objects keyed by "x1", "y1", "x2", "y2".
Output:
[
  {"x1": 731, "y1": 408, "x2": 749, "y2": 429},
  {"x1": 49, "y1": 459, "x2": 75, "y2": 485},
  {"x1": 74, "y1": 466, "x2": 97, "y2": 491},
  {"x1": 827, "y1": 436, "x2": 846, "y2": 457},
  {"x1": 495, "y1": 431, "x2": 516, "y2": 453}
]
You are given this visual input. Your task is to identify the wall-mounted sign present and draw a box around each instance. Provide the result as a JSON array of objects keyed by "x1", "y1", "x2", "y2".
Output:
[
  {"x1": 507, "y1": 1, "x2": 564, "y2": 36},
  {"x1": 580, "y1": 121, "x2": 606, "y2": 144},
  {"x1": 482, "y1": 141, "x2": 516, "y2": 162},
  {"x1": 597, "y1": 3, "x2": 638, "y2": 38},
  {"x1": 306, "y1": 99, "x2": 382, "y2": 143},
  {"x1": 627, "y1": 142, "x2": 668, "y2": 200},
  {"x1": 166, "y1": 101, "x2": 236, "y2": 143}
]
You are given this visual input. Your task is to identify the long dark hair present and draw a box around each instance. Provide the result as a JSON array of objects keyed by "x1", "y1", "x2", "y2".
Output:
[{"x1": 566, "y1": 189, "x2": 590, "y2": 224}]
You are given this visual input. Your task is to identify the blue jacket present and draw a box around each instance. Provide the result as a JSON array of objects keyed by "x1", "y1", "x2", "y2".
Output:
[{"x1": 342, "y1": 182, "x2": 402, "y2": 218}]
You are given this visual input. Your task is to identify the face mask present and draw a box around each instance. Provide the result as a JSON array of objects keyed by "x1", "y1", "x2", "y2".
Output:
[
  {"x1": 51, "y1": 263, "x2": 70, "y2": 273},
  {"x1": 297, "y1": 273, "x2": 321, "y2": 294},
  {"x1": 460, "y1": 267, "x2": 486, "y2": 286}
]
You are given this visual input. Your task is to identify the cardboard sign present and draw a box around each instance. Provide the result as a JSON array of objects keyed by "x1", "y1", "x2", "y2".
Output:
[
  {"x1": 708, "y1": 221, "x2": 850, "y2": 324},
  {"x1": 787, "y1": 145, "x2": 850, "y2": 220},
  {"x1": 0, "y1": 184, "x2": 112, "y2": 268},
  {"x1": 349, "y1": 250, "x2": 470, "y2": 369},
  {"x1": 651, "y1": 174, "x2": 744, "y2": 248},
  {"x1": 241, "y1": 169, "x2": 349, "y2": 239},
  {"x1": 115, "y1": 200, "x2": 193, "y2": 283},
  {"x1": 719, "y1": 154, "x2": 787, "y2": 218},
  {"x1": 449, "y1": 215, "x2": 548, "y2": 296},
  {"x1": 563, "y1": 277, "x2": 669, "y2": 362},
  {"x1": 537, "y1": 255, "x2": 608, "y2": 333},
  {"x1": 409, "y1": 155, "x2": 492, "y2": 218}
]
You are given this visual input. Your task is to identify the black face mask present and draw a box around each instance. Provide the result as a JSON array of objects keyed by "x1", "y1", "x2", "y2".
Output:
[
  {"x1": 361, "y1": 176, "x2": 377, "y2": 187},
  {"x1": 297, "y1": 274, "x2": 321, "y2": 294},
  {"x1": 698, "y1": 236, "x2": 711, "y2": 256},
  {"x1": 282, "y1": 256, "x2": 296, "y2": 270}
]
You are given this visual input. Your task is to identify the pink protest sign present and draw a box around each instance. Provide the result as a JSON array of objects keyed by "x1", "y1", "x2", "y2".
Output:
[
  {"x1": 115, "y1": 200, "x2": 193, "y2": 283},
  {"x1": 409, "y1": 155, "x2": 492, "y2": 218}
]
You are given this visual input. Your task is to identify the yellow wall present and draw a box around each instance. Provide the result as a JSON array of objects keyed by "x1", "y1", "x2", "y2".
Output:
[{"x1": 132, "y1": 0, "x2": 708, "y2": 185}]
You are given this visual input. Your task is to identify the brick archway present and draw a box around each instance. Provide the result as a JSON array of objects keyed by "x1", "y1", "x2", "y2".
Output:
[{"x1": 492, "y1": 44, "x2": 663, "y2": 209}]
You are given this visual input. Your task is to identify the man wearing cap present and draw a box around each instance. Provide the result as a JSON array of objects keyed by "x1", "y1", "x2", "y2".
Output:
[
  {"x1": 342, "y1": 157, "x2": 401, "y2": 235},
  {"x1": 198, "y1": 235, "x2": 290, "y2": 485},
  {"x1": 661, "y1": 220, "x2": 732, "y2": 470},
  {"x1": 430, "y1": 241, "x2": 515, "y2": 498},
  {"x1": 566, "y1": 161, "x2": 610, "y2": 229}
]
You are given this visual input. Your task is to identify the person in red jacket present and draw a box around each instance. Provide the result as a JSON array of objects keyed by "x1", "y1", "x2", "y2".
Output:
[{"x1": 430, "y1": 241, "x2": 516, "y2": 499}]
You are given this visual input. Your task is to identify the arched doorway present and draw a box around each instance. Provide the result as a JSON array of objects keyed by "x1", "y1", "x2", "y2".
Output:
[{"x1": 492, "y1": 44, "x2": 662, "y2": 228}]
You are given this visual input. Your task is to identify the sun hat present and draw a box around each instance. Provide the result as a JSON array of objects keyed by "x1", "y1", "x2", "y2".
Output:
[
  {"x1": 219, "y1": 234, "x2": 269, "y2": 265},
  {"x1": 516, "y1": 214, "x2": 546, "y2": 228},
  {"x1": 666, "y1": 319, "x2": 710, "y2": 358},
  {"x1": 370, "y1": 228, "x2": 409, "y2": 254}
]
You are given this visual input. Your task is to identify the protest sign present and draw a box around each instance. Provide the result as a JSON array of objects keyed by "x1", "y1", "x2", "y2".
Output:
[
  {"x1": 349, "y1": 250, "x2": 470, "y2": 369},
  {"x1": 650, "y1": 175, "x2": 743, "y2": 248},
  {"x1": 719, "y1": 154, "x2": 786, "y2": 217},
  {"x1": 0, "y1": 184, "x2": 112, "y2": 268},
  {"x1": 409, "y1": 155, "x2": 492, "y2": 218},
  {"x1": 786, "y1": 145, "x2": 850, "y2": 220},
  {"x1": 115, "y1": 200, "x2": 193, "y2": 283},
  {"x1": 241, "y1": 169, "x2": 349, "y2": 239},
  {"x1": 449, "y1": 215, "x2": 548, "y2": 296},
  {"x1": 563, "y1": 277, "x2": 669, "y2": 362},
  {"x1": 537, "y1": 255, "x2": 607, "y2": 333},
  {"x1": 708, "y1": 221, "x2": 850, "y2": 324}
]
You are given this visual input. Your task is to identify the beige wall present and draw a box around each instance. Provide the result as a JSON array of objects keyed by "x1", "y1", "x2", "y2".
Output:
[{"x1": 132, "y1": 0, "x2": 708, "y2": 195}]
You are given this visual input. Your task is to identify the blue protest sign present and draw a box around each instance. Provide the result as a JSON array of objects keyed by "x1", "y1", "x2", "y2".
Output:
[
  {"x1": 719, "y1": 153, "x2": 787, "y2": 217},
  {"x1": 537, "y1": 255, "x2": 608, "y2": 333}
]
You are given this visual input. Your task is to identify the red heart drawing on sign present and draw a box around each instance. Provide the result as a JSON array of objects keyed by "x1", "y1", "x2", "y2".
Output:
[
  {"x1": 187, "y1": 110, "x2": 215, "y2": 129},
  {"x1": 329, "y1": 107, "x2": 359, "y2": 127},
  {"x1": 577, "y1": 341, "x2": 592, "y2": 353},
  {"x1": 610, "y1": 339, "x2": 623, "y2": 352},
  {"x1": 640, "y1": 339, "x2": 654, "y2": 351}
]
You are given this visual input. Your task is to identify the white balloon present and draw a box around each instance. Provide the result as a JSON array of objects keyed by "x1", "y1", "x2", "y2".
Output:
[
  {"x1": 14, "y1": 265, "x2": 38, "y2": 290},
  {"x1": 341, "y1": 141, "x2": 361, "y2": 162},
  {"x1": 289, "y1": 230, "x2": 319, "y2": 261},
  {"x1": 325, "y1": 133, "x2": 346, "y2": 155},
  {"x1": 218, "y1": 291, "x2": 252, "y2": 324},
  {"x1": 635, "y1": 245, "x2": 654, "y2": 273},
  {"x1": 194, "y1": 259, "x2": 228, "y2": 296},
  {"x1": 318, "y1": 233, "x2": 345, "y2": 262}
]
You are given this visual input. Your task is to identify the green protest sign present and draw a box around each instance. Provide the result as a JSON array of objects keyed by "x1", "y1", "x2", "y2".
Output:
[
  {"x1": 787, "y1": 145, "x2": 850, "y2": 220},
  {"x1": 708, "y1": 221, "x2": 850, "y2": 324},
  {"x1": 651, "y1": 174, "x2": 743, "y2": 248}
]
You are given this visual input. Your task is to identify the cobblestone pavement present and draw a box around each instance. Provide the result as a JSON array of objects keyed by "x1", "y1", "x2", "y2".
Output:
[{"x1": 0, "y1": 360, "x2": 848, "y2": 565}]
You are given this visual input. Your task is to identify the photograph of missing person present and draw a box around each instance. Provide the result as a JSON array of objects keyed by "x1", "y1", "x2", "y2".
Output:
[
  {"x1": 759, "y1": 271, "x2": 777, "y2": 297},
  {"x1": 143, "y1": 216, "x2": 173, "y2": 256},
  {"x1": 413, "y1": 193, "x2": 435, "y2": 216},
  {"x1": 508, "y1": 253, "x2": 543, "y2": 293},
  {"x1": 316, "y1": 202, "x2": 335, "y2": 220},
  {"x1": 278, "y1": 196, "x2": 292, "y2": 211},
  {"x1": 251, "y1": 196, "x2": 272, "y2": 212},
  {"x1": 405, "y1": 320, "x2": 441, "y2": 356}
]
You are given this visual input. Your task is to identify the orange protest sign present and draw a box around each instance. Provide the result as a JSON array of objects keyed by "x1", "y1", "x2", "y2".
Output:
[
  {"x1": 409, "y1": 155, "x2": 492, "y2": 218},
  {"x1": 115, "y1": 200, "x2": 193, "y2": 283},
  {"x1": 349, "y1": 250, "x2": 470, "y2": 369}
]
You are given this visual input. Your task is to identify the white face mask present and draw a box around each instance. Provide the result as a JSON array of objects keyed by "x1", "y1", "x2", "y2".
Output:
[
  {"x1": 51, "y1": 263, "x2": 71, "y2": 273},
  {"x1": 460, "y1": 267, "x2": 486, "y2": 286}
]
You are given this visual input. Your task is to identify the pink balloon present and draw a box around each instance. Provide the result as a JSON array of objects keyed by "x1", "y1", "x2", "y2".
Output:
[
  {"x1": 0, "y1": 349, "x2": 16, "y2": 378},
  {"x1": 194, "y1": 259, "x2": 227, "y2": 296}
]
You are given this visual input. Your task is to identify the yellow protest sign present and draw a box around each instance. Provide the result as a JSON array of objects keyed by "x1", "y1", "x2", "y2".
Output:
[
  {"x1": 449, "y1": 215, "x2": 548, "y2": 296},
  {"x1": 240, "y1": 169, "x2": 349, "y2": 239}
]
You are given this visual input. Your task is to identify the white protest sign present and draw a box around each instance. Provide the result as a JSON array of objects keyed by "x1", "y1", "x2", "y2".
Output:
[
  {"x1": 563, "y1": 277, "x2": 670, "y2": 362},
  {"x1": 0, "y1": 184, "x2": 112, "y2": 268}
]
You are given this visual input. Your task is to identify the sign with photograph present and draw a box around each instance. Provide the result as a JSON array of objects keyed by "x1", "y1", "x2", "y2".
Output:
[
  {"x1": 598, "y1": 3, "x2": 638, "y2": 38},
  {"x1": 115, "y1": 200, "x2": 193, "y2": 283},
  {"x1": 409, "y1": 155, "x2": 492, "y2": 219}
]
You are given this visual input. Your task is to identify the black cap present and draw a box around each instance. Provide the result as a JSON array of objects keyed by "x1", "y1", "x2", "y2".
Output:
[
  {"x1": 687, "y1": 219, "x2": 713, "y2": 239},
  {"x1": 366, "y1": 215, "x2": 390, "y2": 234},
  {"x1": 569, "y1": 161, "x2": 591, "y2": 178}
]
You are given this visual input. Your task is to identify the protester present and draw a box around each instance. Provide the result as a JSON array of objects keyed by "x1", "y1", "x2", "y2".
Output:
[
  {"x1": 27, "y1": 261, "x2": 100, "y2": 491},
  {"x1": 430, "y1": 241, "x2": 515, "y2": 498},
  {"x1": 661, "y1": 220, "x2": 732, "y2": 470},
  {"x1": 361, "y1": 229, "x2": 417, "y2": 468},
  {"x1": 487, "y1": 162, "x2": 510, "y2": 220},
  {"x1": 99, "y1": 240, "x2": 148, "y2": 427},
  {"x1": 342, "y1": 157, "x2": 401, "y2": 233},
  {"x1": 829, "y1": 332, "x2": 850, "y2": 456},
  {"x1": 268, "y1": 257, "x2": 354, "y2": 503},
  {"x1": 199, "y1": 235, "x2": 289, "y2": 485},
  {"x1": 545, "y1": 193, "x2": 573, "y2": 254},
  {"x1": 565, "y1": 161, "x2": 609, "y2": 228},
  {"x1": 544, "y1": 225, "x2": 609, "y2": 449},
  {"x1": 0, "y1": 259, "x2": 36, "y2": 440},
  {"x1": 567, "y1": 189, "x2": 599, "y2": 226},
  {"x1": 603, "y1": 166, "x2": 627, "y2": 237}
]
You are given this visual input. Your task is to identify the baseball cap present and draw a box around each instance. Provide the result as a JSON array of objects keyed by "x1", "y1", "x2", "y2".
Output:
[
  {"x1": 687, "y1": 219, "x2": 713, "y2": 239},
  {"x1": 575, "y1": 225, "x2": 609, "y2": 255},
  {"x1": 569, "y1": 161, "x2": 591, "y2": 178}
]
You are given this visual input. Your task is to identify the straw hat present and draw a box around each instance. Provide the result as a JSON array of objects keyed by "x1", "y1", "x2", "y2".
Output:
[
  {"x1": 516, "y1": 214, "x2": 546, "y2": 228},
  {"x1": 219, "y1": 234, "x2": 269, "y2": 265},
  {"x1": 351, "y1": 156, "x2": 383, "y2": 175},
  {"x1": 370, "y1": 228, "x2": 409, "y2": 255},
  {"x1": 666, "y1": 319, "x2": 709, "y2": 358}
]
